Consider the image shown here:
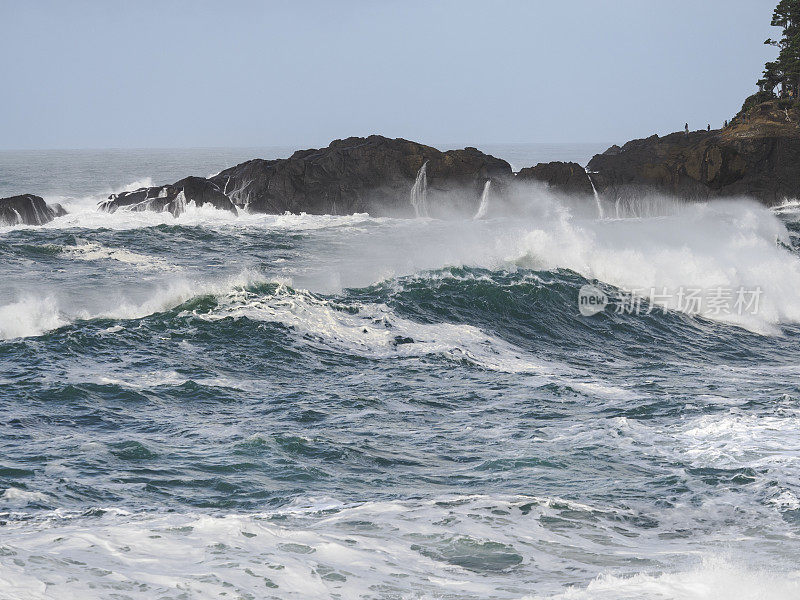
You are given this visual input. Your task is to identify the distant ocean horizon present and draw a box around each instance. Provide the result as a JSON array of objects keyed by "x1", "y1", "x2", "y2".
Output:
[{"x1": 0, "y1": 143, "x2": 610, "y2": 201}]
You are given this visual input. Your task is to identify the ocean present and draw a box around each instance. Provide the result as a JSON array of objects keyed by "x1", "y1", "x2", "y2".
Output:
[{"x1": 1, "y1": 144, "x2": 800, "y2": 599}]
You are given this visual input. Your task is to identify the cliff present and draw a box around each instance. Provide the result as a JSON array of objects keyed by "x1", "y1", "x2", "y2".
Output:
[{"x1": 586, "y1": 101, "x2": 800, "y2": 205}]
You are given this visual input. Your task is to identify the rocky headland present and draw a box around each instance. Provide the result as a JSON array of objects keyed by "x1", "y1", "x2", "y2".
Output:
[
  {"x1": 586, "y1": 101, "x2": 800, "y2": 205},
  {"x1": 97, "y1": 135, "x2": 513, "y2": 219},
  {"x1": 4, "y1": 100, "x2": 799, "y2": 223}
]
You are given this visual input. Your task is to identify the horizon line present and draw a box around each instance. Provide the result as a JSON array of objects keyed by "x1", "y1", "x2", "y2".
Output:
[{"x1": 0, "y1": 141, "x2": 614, "y2": 153}]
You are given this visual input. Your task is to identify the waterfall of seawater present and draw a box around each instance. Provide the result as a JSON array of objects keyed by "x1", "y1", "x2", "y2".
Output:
[
  {"x1": 474, "y1": 180, "x2": 491, "y2": 219},
  {"x1": 585, "y1": 169, "x2": 604, "y2": 219},
  {"x1": 410, "y1": 162, "x2": 429, "y2": 218},
  {"x1": 171, "y1": 191, "x2": 187, "y2": 217},
  {"x1": 613, "y1": 196, "x2": 681, "y2": 219}
]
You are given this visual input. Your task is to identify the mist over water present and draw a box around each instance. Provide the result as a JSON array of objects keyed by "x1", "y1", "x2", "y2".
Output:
[{"x1": 2, "y1": 146, "x2": 800, "y2": 599}]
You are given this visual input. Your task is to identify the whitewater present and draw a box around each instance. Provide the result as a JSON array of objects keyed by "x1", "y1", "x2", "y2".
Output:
[{"x1": 2, "y1": 146, "x2": 800, "y2": 599}]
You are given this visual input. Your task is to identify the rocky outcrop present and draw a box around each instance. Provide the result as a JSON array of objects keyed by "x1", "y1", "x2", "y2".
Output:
[
  {"x1": 0, "y1": 194, "x2": 67, "y2": 225},
  {"x1": 587, "y1": 101, "x2": 800, "y2": 205},
  {"x1": 99, "y1": 176, "x2": 237, "y2": 216},
  {"x1": 210, "y1": 135, "x2": 512, "y2": 217},
  {"x1": 516, "y1": 161, "x2": 594, "y2": 196}
]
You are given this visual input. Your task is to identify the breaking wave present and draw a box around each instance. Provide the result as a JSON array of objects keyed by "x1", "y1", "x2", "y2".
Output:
[{"x1": 4, "y1": 177, "x2": 800, "y2": 599}]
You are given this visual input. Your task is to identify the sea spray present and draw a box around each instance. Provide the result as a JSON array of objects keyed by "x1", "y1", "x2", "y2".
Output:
[
  {"x1": 0, "y1": 269, "x2": 271, "y2": 340},
  {"x1": 410, "y1": 161, "x2": 429, "y2": 218},
  {"x1": 0, "y1": 296, "x2": 68, "y2": 339},
  {"x1": 514, "y1": 198, "x2": 797, "y2": 332},
  {"x1": 4, "y1": 197, "x2": 799, "y2": 334},
  {"x1": 474, "y1": 180, "x2": 491, "y2": 219}
]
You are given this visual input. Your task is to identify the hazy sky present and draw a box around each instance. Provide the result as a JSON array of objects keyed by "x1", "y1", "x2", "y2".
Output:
[{"x1": 0, "y1": 0, "x2": 779, "y2": 149}]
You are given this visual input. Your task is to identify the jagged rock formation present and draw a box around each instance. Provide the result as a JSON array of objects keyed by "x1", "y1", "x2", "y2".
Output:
[
  {"x1": 0, "y1": 194, "x2": 67, "y2": 225},
  {"x1": 210, "y1": 135, "x2": 512, "y2": 217},
  {"x1": 99, "y1": 176, "x2": 237, "y2": 216},
  {"x1": 587, "y1": 101, "x2": 800, "y2": 205},
  {"x1": 95, "y1": 137, "x2": 511, "y2": 218},
  {"x1": 516, "y1": 161, "x2": 594, "y2": 196}
]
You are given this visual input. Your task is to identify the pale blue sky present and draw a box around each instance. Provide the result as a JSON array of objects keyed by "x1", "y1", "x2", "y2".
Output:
[{"x1": 0, "y1": 0, "x2": 778, "y2": 149}]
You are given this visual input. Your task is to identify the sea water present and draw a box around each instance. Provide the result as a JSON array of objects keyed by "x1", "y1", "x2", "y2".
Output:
[{"x1": 1, "y1": 144, "x2": 799, "y2": 599}]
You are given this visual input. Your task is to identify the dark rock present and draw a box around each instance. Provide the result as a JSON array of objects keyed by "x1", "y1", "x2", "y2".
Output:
[
  {"x1": 587, "y1": 101, "x2": 800, "y2": 205},
  {"x1": 0, "y1": 194, "x2": 68, "y2": 225},
  {"x1": 99, "y1": 187, "x2": 176, "y2": 214},
  {"x1": 99, "y1": 177, "x2": 236, "y2": 216},
  {"x1": 516, "y1": 161, "x2": 594, "y2": 196},
  {"x1": 209, "y1": 135, "x2": 512, "y2": 217},
  {"x1": 173, "y1": 176, "x2": 234, "y2": 212}
]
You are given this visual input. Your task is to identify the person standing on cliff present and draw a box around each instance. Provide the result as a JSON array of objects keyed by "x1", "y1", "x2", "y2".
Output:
[
  {"x1": 707, "y1": 124, "x2": 710, "y2": 131},
  {"x1": 685, "y1": 123, "x2": 689, "y2": 136}
]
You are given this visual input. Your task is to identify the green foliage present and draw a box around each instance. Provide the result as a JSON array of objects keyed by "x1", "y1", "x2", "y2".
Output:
[
  {"x1": 758, "y1": 1, "x2": 800, "y2": 98},
  {"x1": 740, "y1": 90, "x2": 776, "y2": 115}
]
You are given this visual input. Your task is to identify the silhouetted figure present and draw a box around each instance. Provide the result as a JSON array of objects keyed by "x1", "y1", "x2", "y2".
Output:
[
  {"x1": 685, "y1": 123, "x2": 689, "y2": 136},
  {"x1": 724, "y1": 119, "x2": 728, "y2": 127},
  {"x1": 707, "y1": 124, "x2": 710, "y2": 131}
]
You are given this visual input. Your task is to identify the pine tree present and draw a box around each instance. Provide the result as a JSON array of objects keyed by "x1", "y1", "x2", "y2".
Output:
[{"x1": 758, "y1": 0, "x2": 800, "y2": 99}]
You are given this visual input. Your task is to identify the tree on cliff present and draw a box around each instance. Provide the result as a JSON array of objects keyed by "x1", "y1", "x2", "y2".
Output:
[{"x1": 758, "y1": 0, "x2": 800, "y2": 99}]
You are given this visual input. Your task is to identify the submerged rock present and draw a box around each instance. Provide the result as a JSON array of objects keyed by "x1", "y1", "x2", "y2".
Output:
[
  {"x1": 99, "y1": 176, "x2": 236, "y2": 216},
  {"x1": 209, "y1": 135, "x2": 512, "y2": 217},
  {"x1": 0, "y1": 194, "x2": 68, "y2": 225},
  {"x1": 516, "y1": 161, "x2": 594, "y2": 196},
  {"x1": 587, "y1": 101, "x2": 800, "y2": 205}
]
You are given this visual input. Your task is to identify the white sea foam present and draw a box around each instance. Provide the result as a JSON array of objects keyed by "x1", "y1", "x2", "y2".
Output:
[
  {"x1": 0, "y1": 496, "x2": 797, "y2": 600},
  {"x1": 201, "y1": 283, "x2": 561, "y2": 377},
  {"x1": 87, "y1": 370, "x2": 257, "y2": 392},
  {"x1": 37, "y1": 201, "x2": 378, "y2": 232},
  {"x1": 528, "y1": 556, "x2": 800, "y2": 600},
  {"x1": 771, "y1": 198, "x2": 800, "y2": 215},
  {"x1": 59, "y1": 240, "x2": 178, "y2": 271},
  {"x1": 676, "y1": 411, "x2": 800, "y2": 471},
  {"x1": 0, "y1": 488, "x2": 49, "y2": 507}
]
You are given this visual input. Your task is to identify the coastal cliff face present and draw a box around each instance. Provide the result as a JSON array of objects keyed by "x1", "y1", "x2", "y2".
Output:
[
  {"x1": 587, "y1": 101, "x2": 800, "y2": 205},
  {"x1": 0, "y1": 194, "x2": 66, "y2": 226},
  {"x1": 210, "y1": 135, "x2": 512, "y2": 217}
]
